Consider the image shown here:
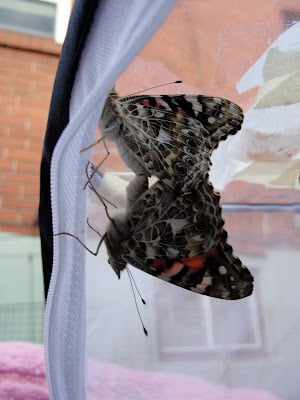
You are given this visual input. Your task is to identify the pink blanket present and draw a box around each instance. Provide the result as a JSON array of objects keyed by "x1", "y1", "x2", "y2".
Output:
[{"x1": 0, "y1": 342, "x2": 281, "y2": 400}]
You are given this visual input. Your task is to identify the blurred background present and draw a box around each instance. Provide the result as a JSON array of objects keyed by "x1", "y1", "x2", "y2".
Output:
[
  {"x1": 0, "y1": 1, "x2": 299, "y2": 399},
  {"x1": 0, "y1": 0, "x2": 72, "y2": 345}
]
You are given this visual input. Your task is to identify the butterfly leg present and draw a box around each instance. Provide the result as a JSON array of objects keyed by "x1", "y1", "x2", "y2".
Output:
[
  {"x1": 84, "y1": 164, "x2": 116, "y2": 223},
  {"x1": 54, "y1": 218, "x2": 106, "y2": 256},
  {"x1": 83, "y1": 139, "x2": 110, "y2": 190},
  {"x1": 80, "y1": 123, "x2": 113, "y2": 152}
]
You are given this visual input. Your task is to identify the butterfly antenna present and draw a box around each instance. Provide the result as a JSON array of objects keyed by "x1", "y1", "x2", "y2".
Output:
[
  {"x1": 126, "y1": 267, "x2": 148, "y2": 336},
  {"x1": 126, "y1": 268, "x2": 146, "y2": 305},
  {"x1": 128, "y1": 80, "x2": 182, "y2": 96}
]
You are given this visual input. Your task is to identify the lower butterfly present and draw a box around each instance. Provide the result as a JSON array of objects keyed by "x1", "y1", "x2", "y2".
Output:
[
  {"x1": 94, "y1": 172, "x2": 253, "y2": 300},
  {"x1": 99, "y1": 88, "x2": 244, "y2": 187}
]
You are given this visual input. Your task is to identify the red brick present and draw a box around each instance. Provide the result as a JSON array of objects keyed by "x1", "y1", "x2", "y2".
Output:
[
  {"x1": 0, "y1": 94, "x2": 20, "y2": 106},
  {"x1": 20, "y1": 211, "x2": 38, "y2": 224},
  {"x1": 15, "y1": 127, "x2": 46, "y2": 139},
  {"x1": 0, "y1": 224, "x2": 38, "y2": 235},
  {"x1": 6, "y1": 149, "x2": 42, "y2": 163},
  {"x1": 2, "y1": 197, "x2": 38, "y2": 210},
  {"x1": 15, "y1": 159, "x2": 40, "y2": 174},
  {"x1": 1, "y1": 183, "x2": 23, "y2": 196},
  {"x1": 18, "y1": 96, "x2": 51, "y2": 109},
  {"x1": 1, "y1": 171, "x2": 39, "y2": 185},
  {"x1": 0, "y1": 30, "x2": 61, "y2": 55},
  {"x1": 0, "y1": 75, "x2": 27, "y2": 88},
  {"x1": 0, "y1": 209, "x2": 19, "y2": 223},
  {"x1": 0, "y1": 116, "x2": 23, "y2": 129},
  {"x1": 0, "y1": 65, "x2": 18, "y2": 78},
  {"x1": 0, "y1": 159, "x2": 17, "y2": 171},
  {"x1": 23, "y1": 185, "x2": 39, "y2": 197},
  {"x1": 7, "y1": 106, "x2": 44, "y2": 119},
  {"x1": 28, "y1": 140, "x2": 43, "y2": 152},
  {"x1": 0, "y1": 136, "x2": 26, "y2": 150}
]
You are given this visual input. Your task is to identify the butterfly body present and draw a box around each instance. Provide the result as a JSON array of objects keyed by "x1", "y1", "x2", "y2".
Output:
[
  {"x1": 101, "y1": 90, "x2": 244, "y2": 187},
  {"x1": 103, "y1": 174, "x2": 148, "y2": 277}
]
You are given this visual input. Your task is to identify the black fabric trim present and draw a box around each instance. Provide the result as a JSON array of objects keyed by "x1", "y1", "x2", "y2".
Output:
[{"x1": 39, "y1": 0, "x2": 100, "y2": 299}]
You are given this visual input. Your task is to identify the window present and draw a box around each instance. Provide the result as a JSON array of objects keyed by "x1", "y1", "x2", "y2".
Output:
[
  {"x1": 0, "y1": 0, "x2": 71, "y2": 43},
  {"x1": 155, "y1": 270, "x2": 263, "y2": 360}
]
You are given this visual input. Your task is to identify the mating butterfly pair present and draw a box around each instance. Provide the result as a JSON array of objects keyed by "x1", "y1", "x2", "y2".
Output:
[{"x1": 97, "y1": 88, "x2": 253, "y2": 300}]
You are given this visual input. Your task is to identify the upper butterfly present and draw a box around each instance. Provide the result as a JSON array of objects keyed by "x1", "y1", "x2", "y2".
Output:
[{"x1": 100, "y1": 88, "x2": 243, "y2": 187}]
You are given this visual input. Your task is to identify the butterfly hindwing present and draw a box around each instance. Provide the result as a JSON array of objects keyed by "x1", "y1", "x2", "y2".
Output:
[
  {"x1": 126, "y1": 178, "x2": 222, "y2": 258},
  {"x1": 111, "y1": 176, "x2": 253, "y2": 300},
  {"x1": 123, "y1": 232, "x2": 253, "y2": 300}
]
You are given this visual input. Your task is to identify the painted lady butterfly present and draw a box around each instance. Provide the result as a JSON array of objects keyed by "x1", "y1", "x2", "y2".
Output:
[
  {"x1": 102, "y1": 173, "x2": 253, "y2": 300},
  {"x1": 100, "y1": 88, "x2": 244, "y2": 187},
  {"x1": 60, "y1": 88, "x2": 252, "y2": 301}
]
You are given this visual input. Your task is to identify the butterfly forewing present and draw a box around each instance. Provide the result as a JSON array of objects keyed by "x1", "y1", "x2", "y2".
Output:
[
  {"x1": 156, "y1": 94, "x2": 244, "y2": 148},
  {"x1": 101, "y1": 90, "x2": 243, "y2": 186}
]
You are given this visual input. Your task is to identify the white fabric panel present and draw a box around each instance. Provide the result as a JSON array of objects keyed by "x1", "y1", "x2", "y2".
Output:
[{"x1": 44, "y1": 1, "x2": 177, "y2": 399}]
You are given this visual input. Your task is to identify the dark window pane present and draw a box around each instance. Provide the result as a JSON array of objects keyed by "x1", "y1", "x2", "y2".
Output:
[{"x1": 0, "y1": 0, "x2": 56, "y2": 38}]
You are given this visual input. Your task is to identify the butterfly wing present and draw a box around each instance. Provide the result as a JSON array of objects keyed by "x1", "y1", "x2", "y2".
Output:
[
  {"x1": 102, "y1": 90, "x2": 252, "y2": 299},
  {"x1": 127, "y1": 178, "x2": 223, "y2": 258},
  {"x1": 124, "y1": 232, "x2": 253, "y2": 300},
  {"x1": 119, "y1": 93, "x2": 244, "y2": 146},
  {"x1": 125, "y1": 249, "x2": 253, "y2": 300},
  {"x1": 122, "y1": 178, "x2": 253, "y2": 300},
  {"x1": 159, "y1": 230, "x2": 253, "y2": 300},
  {"x1": 103, "y1": 92, "x2": 243, "y2": 186},
  {"x1": 156, "y1": 94, "x2": 244, "y2": 149}
]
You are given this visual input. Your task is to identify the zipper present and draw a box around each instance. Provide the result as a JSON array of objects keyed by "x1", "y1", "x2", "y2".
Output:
[{"x1": 43, "y1": 1, "x2": 177, "y2": 398}]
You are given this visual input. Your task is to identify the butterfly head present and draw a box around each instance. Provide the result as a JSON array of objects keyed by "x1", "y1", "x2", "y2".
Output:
[
  {"x1": 104, "y1": 212, "x2": 130, "y2": 278},
  {"x1": 107, "y1": 257, "x2": 126, "y2": 279},
  {"x1": 101, "y1": 88, "x2": 121, "y2": 139}
]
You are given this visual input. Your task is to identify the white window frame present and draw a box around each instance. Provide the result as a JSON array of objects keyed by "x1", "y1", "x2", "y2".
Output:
[
  {"x1": 53, "y1": 0, "x2": 72, "y2": 44},
  {"x1": 155, "y1": 269, "x2": 263, "y2": 360}
]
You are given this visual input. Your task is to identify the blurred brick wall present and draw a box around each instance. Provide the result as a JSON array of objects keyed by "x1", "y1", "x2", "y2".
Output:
[
  {"x1": 223, "y1": 209, "x2": 300, "y2": 257},
  {"x1": 0, "y1": 30, "x2": 60, "y2": 235},
  {"x1": 0, "y1": 2, "x2": 299, "y2": 245}
]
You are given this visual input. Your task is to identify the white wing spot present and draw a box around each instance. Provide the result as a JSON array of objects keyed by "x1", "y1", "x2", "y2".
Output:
[
  {"x1": 218, "y1": 266, "x2": 227, "y2": 275},
  {"x1": 208, "y1": 116, "x2": 216, "y2": 124},
  {"x1": 157, "y1": 129, "x2": 171, "y2": 143},
  {"x1": 196, "y1": 276, "x2": 212, "y2": 289},
  {"x1": 189, "y1": 98, "x2": 203, "y2": 113},
  {"x1": 154, "y1": 110, "x2": 165, "y2": 118}
]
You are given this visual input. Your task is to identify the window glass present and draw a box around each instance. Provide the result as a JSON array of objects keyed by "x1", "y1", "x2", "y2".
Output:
[{"x1": 0, "y1": 0, "x2": 56, "y2": 38}]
